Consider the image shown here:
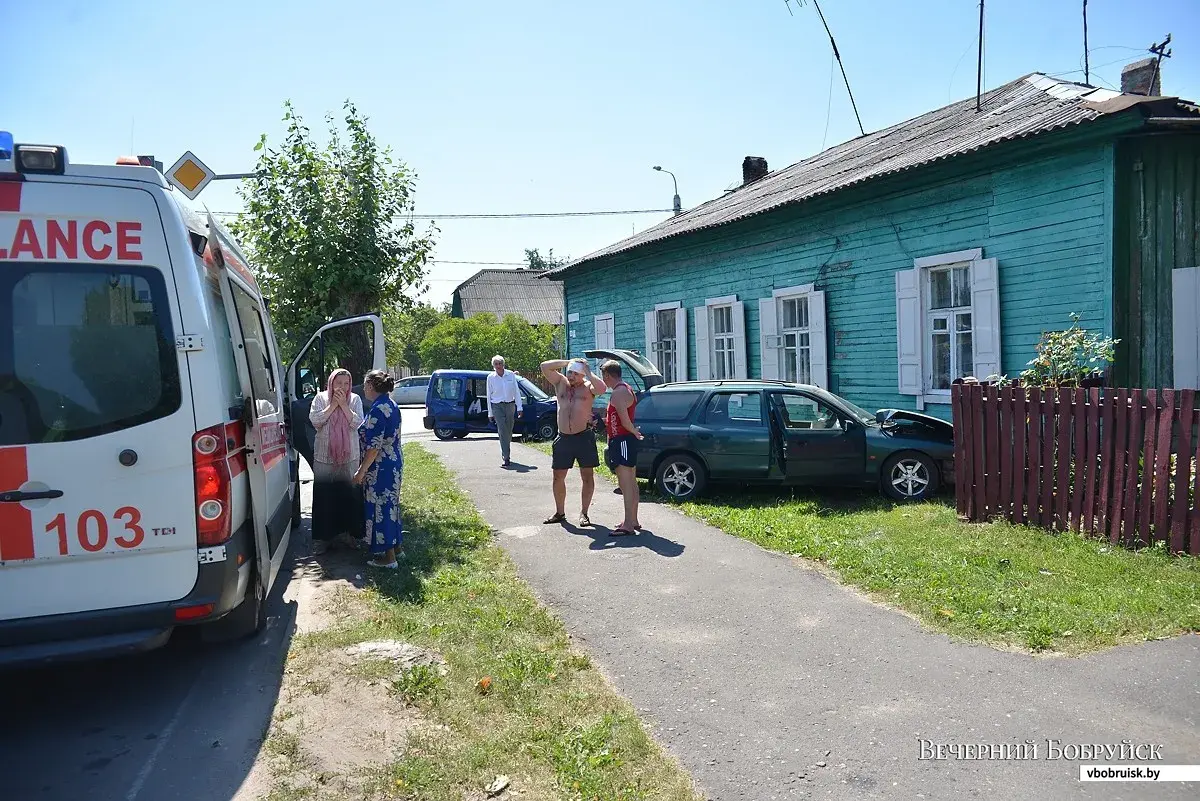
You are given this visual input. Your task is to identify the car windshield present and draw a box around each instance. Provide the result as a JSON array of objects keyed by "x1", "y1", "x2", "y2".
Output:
[
  {"x1": 519, "y1": 377, "x2": 549, "y2": 400},
  {"x1": 830, "y1": 393, "x2": 877, "y2": 425}
]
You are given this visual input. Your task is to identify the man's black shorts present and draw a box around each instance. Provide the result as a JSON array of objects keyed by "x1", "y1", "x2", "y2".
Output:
[
  {"x1": 552, "y1": 430, "x2": 599, "y2": 470},
  {"x1": 605, "y1": 434, "x2": 638, "y2": 469}
]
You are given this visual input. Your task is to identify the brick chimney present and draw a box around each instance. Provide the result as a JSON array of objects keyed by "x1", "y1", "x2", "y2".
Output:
[
  {"x1": 742, "y1": 156, "x2": 768, "y2": 186},
  {"x1": 1121, "y1": 57, "x2": 1162, "y2": 96}
]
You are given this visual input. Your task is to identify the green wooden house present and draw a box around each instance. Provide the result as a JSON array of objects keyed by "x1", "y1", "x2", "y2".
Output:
[{"x1": 546, "y1": 64, "x2": 1199, "y2": 419}]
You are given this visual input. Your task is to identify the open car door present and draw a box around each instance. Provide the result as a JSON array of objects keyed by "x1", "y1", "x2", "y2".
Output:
[
  {"x1": 206, "y1": 214, "x2": 292, "y2": 596},
  {"x1": 285, "y1": 315, "x2": 386, "y2": 469}
]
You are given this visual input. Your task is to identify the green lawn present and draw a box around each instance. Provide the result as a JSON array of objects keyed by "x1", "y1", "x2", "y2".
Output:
[
  {"x1": 290, "y1": 444, "x2": 700, "y2": 801},
  {"x1": 525, "y1": 439, "x2": 1200, "y2": 654}
]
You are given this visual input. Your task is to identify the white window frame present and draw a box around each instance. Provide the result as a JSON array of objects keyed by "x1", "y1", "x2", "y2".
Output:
[
  {"x1": 759, "y1": 284, "x2": 828, "y2": 388},
  {"x1": 694, "y1": 294, "x2": 748, "y2": 381},
  {"x1": 645, "y1": 301, "x2": 689, "y2": 382},
  {"x1": 593, "y1": 312, "x2": 615, "y2": 350},
  {"x1": 896, "y1": 248, "x2": 1001, "y2": 407}
]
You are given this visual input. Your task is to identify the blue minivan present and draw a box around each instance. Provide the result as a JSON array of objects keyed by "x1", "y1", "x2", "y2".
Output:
[{"x1": 423, "y1": 369, "x2": 559, "y2": 441}]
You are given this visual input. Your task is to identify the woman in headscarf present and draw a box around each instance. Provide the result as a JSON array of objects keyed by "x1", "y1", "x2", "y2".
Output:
[
  {"x1": 354, "y1": 370, "x2": 403, "y2": 569},
  {"x1": 309, "y1": 368, "x2": 364, "y2": 555}
]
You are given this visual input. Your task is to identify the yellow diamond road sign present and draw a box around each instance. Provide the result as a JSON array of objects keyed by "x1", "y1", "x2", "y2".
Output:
[{"x1": 166, "y1": 151, "x2": 215, "y2": 200}]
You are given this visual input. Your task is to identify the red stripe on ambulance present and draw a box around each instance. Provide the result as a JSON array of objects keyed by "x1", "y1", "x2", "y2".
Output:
[
  {"x1": 0, "y1": 182, "x2": 21, "y2": 212},
  {"x1": 0, "y1": 447, "x2": 35, "y2": 562}
]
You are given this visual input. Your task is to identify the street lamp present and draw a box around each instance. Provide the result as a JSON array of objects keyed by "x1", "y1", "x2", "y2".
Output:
[{"x1": 653, "y1": 166, "x2": 682, "y2": 215}]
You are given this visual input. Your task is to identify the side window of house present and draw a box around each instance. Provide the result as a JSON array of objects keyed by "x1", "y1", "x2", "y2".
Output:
[
  {"x1": 895, "y1": 253, "x2": 1000, "y2": 399},
  {"x1": 646, "y1": 303, "x2": 688, "y2": 383},
  {"x1": 704, "y1": 391, "x2": 763, "y2": 427},
  {"x1": 435, "y1": 377, "x2": 462, "y2": 401}
]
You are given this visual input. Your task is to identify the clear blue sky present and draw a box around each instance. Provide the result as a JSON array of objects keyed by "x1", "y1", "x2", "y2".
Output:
[{"x1": 3, "y1": 0, "x2": 1196, "y2": 308}]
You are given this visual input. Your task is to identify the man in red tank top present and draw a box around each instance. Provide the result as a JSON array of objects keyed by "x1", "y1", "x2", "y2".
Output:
[{"x1": 601, "y1": 360, "x2": 643, "y2": 535}]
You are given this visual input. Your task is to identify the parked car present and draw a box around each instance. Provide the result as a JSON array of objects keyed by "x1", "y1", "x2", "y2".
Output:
[
  {"x1": 423, "y1": 369, "x2": 559, "y2": 441},
  {"x1": 391, "y1": 374, "x2": 431, "y2": 405},
  {"x1": 590, "y1": 349, "x2": 954, "y2": 501}
]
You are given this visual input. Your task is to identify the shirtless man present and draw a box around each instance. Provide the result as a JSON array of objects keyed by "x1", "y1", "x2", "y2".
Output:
[{"x1": 540, "y1": 357, "x2": 605, "y2": 526}]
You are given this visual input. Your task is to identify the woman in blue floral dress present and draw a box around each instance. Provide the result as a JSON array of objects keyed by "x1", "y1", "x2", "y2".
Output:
[{"x1": 353, "y1": 370, "x2": 403, "y2": 569}]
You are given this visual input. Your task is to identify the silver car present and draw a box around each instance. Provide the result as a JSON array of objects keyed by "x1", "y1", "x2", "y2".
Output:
[{"x1": 391, "y1": 374, "x2": 432, "y2": 405}]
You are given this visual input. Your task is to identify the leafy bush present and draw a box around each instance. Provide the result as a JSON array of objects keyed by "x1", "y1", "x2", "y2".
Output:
[{"x1": 1019, "y1": 313, "x2": 1118, "y2": 389}]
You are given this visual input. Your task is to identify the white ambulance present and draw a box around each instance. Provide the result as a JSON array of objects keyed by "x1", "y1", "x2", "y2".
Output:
[{"x1": 0, "y1": 137, "x2": 383, "y2": 667}]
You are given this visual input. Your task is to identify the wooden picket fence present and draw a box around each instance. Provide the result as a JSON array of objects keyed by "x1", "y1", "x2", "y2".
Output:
[{"x1": 951, "y1": 384, "x2": 1200, "y2": 554}]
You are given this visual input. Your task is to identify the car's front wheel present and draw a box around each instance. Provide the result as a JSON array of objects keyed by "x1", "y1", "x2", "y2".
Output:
[
  {"x1": 882, "y1": 452, "x2": 939, "y2": 501},
  {"x1": 434, "y1": 427, "x2": 458, "y2": 441},
  {"x1": 655, "y1": 454, "x2": 707, "y2": 502},
  {"x1": 536, "y1": 416, "x2": 557, "y2": 442}
]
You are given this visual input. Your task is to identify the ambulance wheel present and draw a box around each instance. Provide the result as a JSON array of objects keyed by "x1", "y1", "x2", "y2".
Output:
[{"x1": 202, "y1": 573, "x2": 266, "y2": 643}]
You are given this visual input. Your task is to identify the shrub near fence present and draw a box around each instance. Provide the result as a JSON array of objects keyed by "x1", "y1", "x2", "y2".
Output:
[{"x1": 952, "y1": 384, "x2": 1200, "y2": 555}]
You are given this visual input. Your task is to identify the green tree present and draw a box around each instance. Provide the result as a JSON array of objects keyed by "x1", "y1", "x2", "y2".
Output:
[
  {"x1": 384, "y1": 301, "x2": 447, "y2": 370},
  {"x1": 524, "y1": 248, "x2": 567, "y2": 271},
  {"x1": 418, "y1": 313, "x2": 559, "y2": 376},
  {"x1": 232, "y1": 101, "x2": 436, "y2": 357}
]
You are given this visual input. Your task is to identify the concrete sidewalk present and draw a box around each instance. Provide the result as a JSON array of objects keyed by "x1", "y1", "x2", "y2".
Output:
[{"x1": 424, "y1": 437, "x2": 1199, "y2": 801}]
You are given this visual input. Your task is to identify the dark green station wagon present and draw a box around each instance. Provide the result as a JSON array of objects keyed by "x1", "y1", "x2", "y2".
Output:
[
  {"x1": 628, "y1": 380, "x2": 955, "y2": 502},
  {"x1": 586, "y1": 349, "x2": 955, "y2": 502}
]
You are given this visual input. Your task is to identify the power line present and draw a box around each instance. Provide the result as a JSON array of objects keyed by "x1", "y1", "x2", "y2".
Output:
[
  {"x1": 430, "y1": 260, "x2": 525, "y2": 265},
  {"x1": 207, "y1": 208, "x2": 672, "y2": 220},
  {"x1": 789, "y1": 0, "x2": 865, "y2": 136}
]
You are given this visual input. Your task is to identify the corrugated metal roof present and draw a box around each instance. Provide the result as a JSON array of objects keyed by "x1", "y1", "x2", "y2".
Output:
[
  {"x1": 454, "y1": 268, "x2": 564, "y2": 325},
  {"x1": 550, "y1": 74, "x2": 1186, "y2": 276}
]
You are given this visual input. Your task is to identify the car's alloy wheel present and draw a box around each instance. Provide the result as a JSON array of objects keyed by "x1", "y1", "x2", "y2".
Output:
[
  {"x1": 434, "y1": 427, "x2": 457, "y2": 441},
  {"x1": 656, "y1": 454, "x2": 706, "y2": 501},
  {"x1": 884, "y1": 453, "x2": 938, "y2": 501},
  {"x1": 537, "y1": 417, "x2": 557, "y2": 441}
]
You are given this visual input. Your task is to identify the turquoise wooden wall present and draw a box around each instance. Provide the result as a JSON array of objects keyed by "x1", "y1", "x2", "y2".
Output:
[{"x1": 561, "y1": 137, "x2": 1117, "y2": 420}]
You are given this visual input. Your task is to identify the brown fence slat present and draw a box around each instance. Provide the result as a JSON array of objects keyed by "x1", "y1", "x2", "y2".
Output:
[
  {"x1": 1013, "y1": 388, "x2": 1028, "y2": 525},
  {"x1": 1054, "y1": 388, "x2": 1072, "y2": 530},
  {"x1": 1097, "y1": 389, "x2": 1114, "y2": 535},
  {"x1": 984, "y1": 384, "x2": 1001, "y2": 519},
  {"x1": 953, "y1": 385, "x2": 968, "y2": 519},
  {"x1": 1109, "y1": 389, "x2": 1129, "y2": 544},
  {"x1": 1153, "y1": 389, "x2": 1175, "y2": 545},
  {"x1": 1191, "y1": 413, "x2": 1200, "y2": 555},
  {"x1": 960, "y1": 385, "x2": 976, "y2": 520},
  {"x1": 1028, "y1": 388, "x2": 1044, "y2": 526},
  {"x1": 998, "y1": 387, "x2": 1013, "y2": 519},
  {"x1": 1039, "y1": 390, "x2": 1057, "y2": 529},
  {"x1": 1083, "y1": 388, "x2": 1101, "y2": 535},
  {"x1": 971, "y1": 384, "x2": 986, "y2": 522},
  {"x1": 1122, "y1": 390, "x2": 1144, "y2": 547},
  {"x1": 1171, "y1": 390, "x2": 1195, "y2": 553},
  {"x1": 1137, "y1": 390, "x2": 1159, "y2": 547},
  {"x1": 1070, "y1": 387, "x2": 1087, "y2": 531}
]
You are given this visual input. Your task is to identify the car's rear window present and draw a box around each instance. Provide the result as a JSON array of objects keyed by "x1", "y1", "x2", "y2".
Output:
[
  {"x1": 637, "y1": 390, "x2": 703, "y2": 422},
  {"x1": 0, "y1": 265, "x2": 180, "y2": 445}
]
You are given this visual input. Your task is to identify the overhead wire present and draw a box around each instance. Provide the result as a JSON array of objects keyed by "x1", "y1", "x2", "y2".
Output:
[{"x1": 207, "y1": 208, "x2": 673, "y2": 220}]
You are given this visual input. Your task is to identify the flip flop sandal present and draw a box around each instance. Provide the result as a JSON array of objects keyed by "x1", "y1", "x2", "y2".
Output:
[
  {"x1": 543, "y1": 513, "x2": 567, "y2": 525},
  {"x1": 610, "y1": 527, "x2": 636, "y2": 537},
  {"x1": 579, "y1": 513, "x2": 592, "y2": 527}
]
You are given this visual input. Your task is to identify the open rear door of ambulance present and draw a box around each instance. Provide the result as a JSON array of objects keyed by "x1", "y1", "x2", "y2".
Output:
[
  {"x1": 285, "y1": 315, "x2": 386, "y2": 470},
  {"x1": 205, "y1": 214, "x2": 291, "y2": 598}
]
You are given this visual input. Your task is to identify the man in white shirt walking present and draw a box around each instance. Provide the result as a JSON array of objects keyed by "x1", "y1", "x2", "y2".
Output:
[{"x1": 487, "y1": 355, "x2": 523, "y2": 467}]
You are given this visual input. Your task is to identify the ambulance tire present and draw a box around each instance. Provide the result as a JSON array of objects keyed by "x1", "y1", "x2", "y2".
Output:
[{"x1": 202, "y1": 571, "x2": 266, "y2": 643}]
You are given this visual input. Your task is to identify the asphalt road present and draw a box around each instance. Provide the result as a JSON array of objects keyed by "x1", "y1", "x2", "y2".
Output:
[
  {"x1": 427, "y1": 436, "x2": 1200, "y2": 801},
  {"x1": 0, "y1": 407, "x2": 429, "y2": 801}
]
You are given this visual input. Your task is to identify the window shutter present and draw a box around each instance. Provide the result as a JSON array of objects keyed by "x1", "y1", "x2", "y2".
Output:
[
  {"x1": 895, "y1": 269, "x2": 922, "y2": 395},
  {"x1": 1173, "y1": 267, "x2": 1200, "y2": 389},
  {"x1": 644, "y1": 310, "x2": 656, "y2": 363},
  {"x1": 970, "y1": 257, "x2": 1002, "y2": 380},
  {"x1": 759, "y1": 297, "x2": 780, "y2": 380},
  {"x1": 809, "y1": 290, "x2": 829, "y2": 389},
  {"x1": 732, "y1": 301, "x2": 748, "y2": 379},
  {"x1": 694, "y1": 306, "x2": 711, "y2": 380},
  {"x1": 594, "y1": 316, "x2": 605, "y2": 349},
  {"x1": 675, "y1": 307, "x2": 689, "y2": 381}
]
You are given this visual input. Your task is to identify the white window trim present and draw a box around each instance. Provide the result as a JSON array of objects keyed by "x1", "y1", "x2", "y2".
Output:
[
  {"x1": 696, "y1": 294, "x2": 745, "y2": 381},
  {"x1": 706, "y1": 294, "x2": 738, "y2": 306},
  {"x1": 773, "y1": 283, "x2": 815, "y2": 298},
  {"x1": 896, "y1": 248, "x2": 1000, "y2": 408},
  {"x1": 761, "y1": 284, "x2": 828, "y2": 388},
  {"x1": 646, "y1": 300, "x2": 688, "y2": 382},
  {"x1": 593, "y1": 313, "x2": 615, "y2": 350},
  {"x1": 921, "y1": 265, "x2": 971, "y2": 402}
]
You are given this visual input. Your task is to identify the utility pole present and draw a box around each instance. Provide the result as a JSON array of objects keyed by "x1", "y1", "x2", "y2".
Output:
[{"x1": 976, "y1": 0, "x2": 985, "y2": 111}]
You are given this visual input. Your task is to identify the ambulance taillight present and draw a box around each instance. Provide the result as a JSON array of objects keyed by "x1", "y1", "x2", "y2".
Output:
[{"x1": 193, "y1": 426, "x2": 232, "y2": 546}]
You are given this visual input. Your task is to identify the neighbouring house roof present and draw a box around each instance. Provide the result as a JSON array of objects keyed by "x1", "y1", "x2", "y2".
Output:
[
  {"x1": 549, "y1": 73, "x2": 1198, "y2": 277},
  {"x1": 452, "y1": 268, "x2": 563, "y2": 325}
]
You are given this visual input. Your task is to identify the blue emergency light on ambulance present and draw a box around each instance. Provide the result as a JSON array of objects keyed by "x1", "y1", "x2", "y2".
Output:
[{"x1": 0, "y1": 131, "x2": 13, "y2": 160}]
